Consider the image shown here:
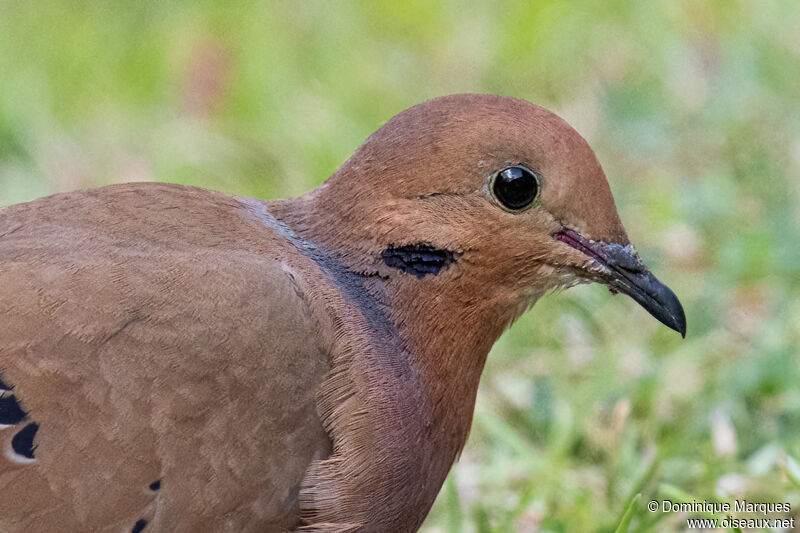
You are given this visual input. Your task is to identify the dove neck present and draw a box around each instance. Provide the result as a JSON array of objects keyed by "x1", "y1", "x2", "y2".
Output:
[{"x1": 269, "y1": 193, "x2": 532, "y2": 462}]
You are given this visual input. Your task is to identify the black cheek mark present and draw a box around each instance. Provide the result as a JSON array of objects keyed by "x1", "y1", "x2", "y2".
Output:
[
  {"x1": 12, "y1": 422, "x2": 38, "y2": 459},
  {"x1": 131, "y1": 519, "x2": 148, "y2": 533},
  {"x1": 149, "y1": 480, "x2": 161, "y2": 491},
  {"x1": 0, "y1": 394, "x2": 27, "y2": 425},
  {"x1": 381, "y1": 244, "x2": 456, "y2": 279}
]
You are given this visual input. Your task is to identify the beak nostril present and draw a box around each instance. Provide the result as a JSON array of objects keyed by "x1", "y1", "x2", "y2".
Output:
[{"x1": 602, "y1": 243, "x2": 644, "y2": 273}]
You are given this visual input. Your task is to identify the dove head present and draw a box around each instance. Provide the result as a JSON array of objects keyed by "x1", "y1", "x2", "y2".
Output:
[{"x1": 288, "y1": 94, "x2": 685, "y2": 337}]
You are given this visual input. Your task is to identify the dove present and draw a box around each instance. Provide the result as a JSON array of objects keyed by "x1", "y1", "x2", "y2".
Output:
[{"x1": 0, "y1": 94, "x2": 685, "y2": 532}]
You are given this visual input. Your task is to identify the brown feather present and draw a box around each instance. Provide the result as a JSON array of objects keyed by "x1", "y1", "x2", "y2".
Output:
[{"x1": 0, "y1": 184, "x2": 331, "y2": 532}]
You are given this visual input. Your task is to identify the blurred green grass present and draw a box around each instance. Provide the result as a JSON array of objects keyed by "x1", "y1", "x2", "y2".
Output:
[{"x1": 1, "y1": 1, "x2": 799, "y2": 531}]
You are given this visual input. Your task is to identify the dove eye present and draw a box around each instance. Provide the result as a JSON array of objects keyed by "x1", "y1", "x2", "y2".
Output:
[{"x1": 489, "y1": 165, "x2": 541, "y2": 212}]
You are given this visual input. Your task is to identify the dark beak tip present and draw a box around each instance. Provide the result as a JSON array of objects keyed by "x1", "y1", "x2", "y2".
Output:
[
  {"x1": 677, "y1": 310, "x2": 687, "y2": 338},
  {"x1": 655, "y1": 284, "x2": 687, "y2": 338},
  {"x1": 675, "y1": 310, "x2": 687, "y2": 339},
  {"x1": 611, "y1": 268, "x2": 687, "y2": 338},
  {"x1": 671, "y1": 305, "x2": 687, "y2": 338}
]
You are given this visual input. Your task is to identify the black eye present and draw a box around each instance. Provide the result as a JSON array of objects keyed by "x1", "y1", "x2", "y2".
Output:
[{"x1": 491, "y1": 166, "x2": 540, "y2": 211}]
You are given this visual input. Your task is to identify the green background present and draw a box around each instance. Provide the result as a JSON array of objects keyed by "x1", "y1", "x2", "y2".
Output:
[{"x1": 1, "y1": 1, "x2": 798, "y2": 531}]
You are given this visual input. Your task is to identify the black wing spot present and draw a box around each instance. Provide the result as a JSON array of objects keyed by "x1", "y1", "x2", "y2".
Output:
[
  {"x1": 131, "y1": 519, "x2": 148, "y2": 533},
  {"x1": 0, "y1": 395, "x2": 27, "y2": 425},
  {"x1": 11, "y1": 422, "x2": 38, "y2": 459},
  {"x1": 148, "y1": 480, "x2": 161, "y2": 491},
  {"x1": 381, "y1": 244, "x2": 456, "y2": 279}
]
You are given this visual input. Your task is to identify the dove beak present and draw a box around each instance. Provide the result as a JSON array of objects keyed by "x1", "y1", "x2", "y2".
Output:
[{"x1": 555, "y1": 227, "x2": 687, "y2": 337}]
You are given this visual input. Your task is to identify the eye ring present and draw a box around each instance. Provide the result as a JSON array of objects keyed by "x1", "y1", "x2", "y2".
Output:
[{"x1": 488, "y1": 165, "x2": 541, "y2": 212}]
